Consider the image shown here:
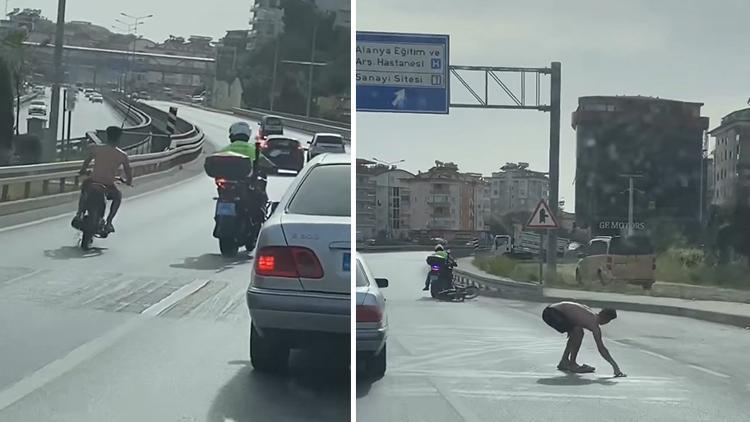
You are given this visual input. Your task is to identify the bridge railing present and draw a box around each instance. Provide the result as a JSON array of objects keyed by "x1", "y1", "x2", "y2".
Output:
[{"x1": 0, "y1": 104, "x2": 204, "y2": 209}]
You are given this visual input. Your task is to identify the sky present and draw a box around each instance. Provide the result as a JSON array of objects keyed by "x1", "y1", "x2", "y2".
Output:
[
  {"x1": 10, "y1": 0, "x2": 251, "y2": 42},
  {"x1": 357, "y1": 0, "x2": 750, "y2": 211}
]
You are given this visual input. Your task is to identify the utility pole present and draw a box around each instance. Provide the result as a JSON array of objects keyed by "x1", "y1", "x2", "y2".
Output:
[
  {"x1": 270, "y1": 37, "x2": 279, "y2": 110},
  {"x1": 305, "y1": 19, "x2": 319, "y2": 117},
  {"x1": 620, "y1": 174, "x2": 644, "y2": 236},
  {"x1": 47, "y1": 0, "x2": 66, "y2": 162},
  {"x1": 545, "y1": 62, "x2": 561, "y2": 283}
]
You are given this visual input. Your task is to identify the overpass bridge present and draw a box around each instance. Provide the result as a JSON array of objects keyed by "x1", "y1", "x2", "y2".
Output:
[{"x1": 23, "y1": 41, "x2": 215, "y2": 88}]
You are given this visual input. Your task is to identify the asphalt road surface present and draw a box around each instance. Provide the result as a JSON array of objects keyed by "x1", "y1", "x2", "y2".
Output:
[
  {"x1": 0, "y1": 104, "x2": 348, "y2": 421},
  {"x1": 18, "y1": 88, "x2": 124, "y2": 139},
  {"x1": 357, "y1": 252, "x2": 750, "y2": 422}
]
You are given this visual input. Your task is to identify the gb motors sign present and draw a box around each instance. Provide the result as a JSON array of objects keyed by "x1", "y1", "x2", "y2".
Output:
[{"x1": 598, "y1": 221, "x2": 647, "y2": 231}]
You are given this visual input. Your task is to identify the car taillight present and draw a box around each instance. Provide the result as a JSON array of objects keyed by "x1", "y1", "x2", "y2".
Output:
[
  {"x1": 215, "y1": 178, "x2": 226, "y2": 189},
  {"x1": 606, "y1": 256, "x2": 613, "y2": 271},
  {"x1": 255, "y1": 247, "x2": 324, "y2": 279},
  {"x1": 357, "y1": 305, "x2": 383, "y2": 323},
  {"x1": 259, "y1": 140, "x2": 268, "y2": 149}
]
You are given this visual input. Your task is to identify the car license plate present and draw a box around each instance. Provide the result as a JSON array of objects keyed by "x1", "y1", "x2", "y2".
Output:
[
  {"x1": 342, "y1": 252, "x2": 350, "y2": 272},
  {"x1": 429, "y1": 274, "x2": 438, "y2": 282},
  {"x1": 216, "y1": 202, "x2": 236, "y2": 216}
]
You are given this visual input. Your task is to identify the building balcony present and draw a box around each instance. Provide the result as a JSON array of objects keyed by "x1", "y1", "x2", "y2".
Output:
[{"x1": 426, "y1": 194, "x2": 451, "y2": 204}]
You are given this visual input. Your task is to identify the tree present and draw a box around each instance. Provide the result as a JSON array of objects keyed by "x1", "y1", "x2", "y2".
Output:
[
  {"x1": 238, "y1": 0, "x2": 349, "y2": 117},
  {"x1": 0, "y1": 56, "x2": 13, "y2": 165}
]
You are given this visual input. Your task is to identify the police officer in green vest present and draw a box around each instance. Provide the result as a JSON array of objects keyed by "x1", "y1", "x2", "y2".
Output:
[{"x1": 423, "y1": 244, "x2": 451, "y2": 291}]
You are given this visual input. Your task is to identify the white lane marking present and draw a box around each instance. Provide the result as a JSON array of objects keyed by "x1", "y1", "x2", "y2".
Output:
[
  {"x1": 687, "y1": 364, "x2": 731, "y2": 379},
  {"x1": 452, "y1": 389, "x2": 685, "y2": 403},
  {"x1": 0, "y1": 172, "x2": 202, "y2": 234},
  {"x1": 638, "y1": 349, "x2": 675, "y2": 362},
  {"x1": 0, "y1": 278, "x2": 209, "y2": 411},
  {"x1": 0, "y1": 268, "x2": 46, "y2": 286},
  {"x1": 390, "y1": 369, "x2": 680, "y2": 382}
]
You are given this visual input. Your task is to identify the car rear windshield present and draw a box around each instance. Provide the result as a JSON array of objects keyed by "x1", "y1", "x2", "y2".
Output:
[
  {"x1": 265, "y1": 117, "x2": 282, "y2": 126},
  {"x1": 268, "y1": 138, "x2": 298, "y2": 147},
  {"x1": 610, "y1": 236, "x2": 654, "y2": 255},
  {"x1": 316, "y1": 135, "x2": 343, "y2": 145},
  {"x1": 288, "y1": 164, "x2": 350, "y2": 216},
  {"x1": 356, "y1": 260, "x2": 369, "y2": 287}
]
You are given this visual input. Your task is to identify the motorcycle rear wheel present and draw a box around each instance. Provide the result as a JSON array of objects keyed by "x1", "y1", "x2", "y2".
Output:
[{"x1": 219, "y1": 238, "x2": 239, "y2": 257}]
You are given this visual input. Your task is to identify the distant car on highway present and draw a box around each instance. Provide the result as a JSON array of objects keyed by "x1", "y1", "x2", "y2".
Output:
[
  {"x1": 139, "y1": 91, "x2": 151, "y2": 100},
  {"x1": 28, "y1": 100, "x2": 47, "y2": 117},
  {"x1": 190, "y1": 95, "x2": 204, "y2": 104},
  {"x1": 307, "y1": 133, "x2": 345, "y2": 161},
  {"x1": 84, "y1": 88, "x2": 94, "y2": 98},
  {"x1": 246, "y1": 153, "x2": 351, "y2": 373},
  {"x1": 356, "y1": 253, "x2": 388, "y2": 379},
  {"x1": 32, "y1": 86, "x2": 45, "y2": 94},
  {"x1": 260, "y1": 135, "x2": 304, "y2": 172},
  {"x1": 257, "y1": 115, "x2": 284, "y2": 139},
  {"x1": 90, "y1": 93, "x2": 103, "y2": 103}
]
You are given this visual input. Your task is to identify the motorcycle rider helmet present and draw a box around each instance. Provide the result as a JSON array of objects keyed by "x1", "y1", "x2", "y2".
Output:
[
  {"x1": 434, "y1": 244, "x2": 445, "y2": 252},
  {"x1": 229, "y1": 121, "x2": 252, "y2": 142}
]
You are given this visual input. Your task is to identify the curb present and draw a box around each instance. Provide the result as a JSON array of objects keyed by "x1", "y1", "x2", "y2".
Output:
[{"x1": 456, "y1": 263, "x2": 750, "y2": 329}]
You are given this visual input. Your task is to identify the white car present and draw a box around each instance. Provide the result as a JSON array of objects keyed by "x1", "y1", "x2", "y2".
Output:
[
  {"x1": 356, "y1": 253, "x2": 389, "y2": 379},
  {"x1": 246, "y1": 153, "x2": 351, "y2": 373},
  {"x1": 28, "y1": 100, "x2": 47, "y2": 117},
  {"x1": 307, "y1": 133, "x2": 345, "y2": 161},
  {"x1": 90, "y1": 93, "x2": 103, "y2": 103}
]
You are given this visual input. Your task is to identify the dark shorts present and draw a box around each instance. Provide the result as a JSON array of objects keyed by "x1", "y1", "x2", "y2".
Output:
[
  {"x1": 82, "y1": 179, "x2": 121, "y2": 201},
  {"x1": 542, "y1": 306, "x2": 573, "y2": 334}
]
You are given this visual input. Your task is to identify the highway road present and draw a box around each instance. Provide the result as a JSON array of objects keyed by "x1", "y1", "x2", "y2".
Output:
[
  {"x1": 17, "y1": 88, "x2": 124, "y2": 139},
  {"x1": 0, "y1": 104, "x2": 348, "y2": 421},
  {"x1": 357, "y1": 252, "x2": 750, "y2": 422}
]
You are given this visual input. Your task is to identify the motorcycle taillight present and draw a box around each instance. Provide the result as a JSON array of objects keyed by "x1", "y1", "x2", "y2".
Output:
[{"x1": 431, "y1": 265, "x2": 441, "y2": 271}]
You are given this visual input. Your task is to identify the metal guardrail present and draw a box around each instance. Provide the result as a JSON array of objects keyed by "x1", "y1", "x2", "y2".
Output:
[{"x1": 0, "y1": 104, "x2": 204, "y2": 204}]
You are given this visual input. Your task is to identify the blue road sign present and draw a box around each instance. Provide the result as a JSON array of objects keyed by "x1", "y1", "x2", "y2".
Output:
[{"x1": 356, "y1": 31, "x2": 450, "y2": 114}]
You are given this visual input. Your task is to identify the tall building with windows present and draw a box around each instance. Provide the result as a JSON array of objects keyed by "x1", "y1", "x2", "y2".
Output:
[
  {"x1": 709, "y1": 108, "x2": 750, "y2": 209},
  {"x1": 249, "y1": 0, "x2": 285, "y2": 49},
  {"x1": 572, "y1": 95, "x2": 709, "y2": 237},
  {"x1": 406, "y1": 162, "x2": 486, "y2": 233},
  {"x1": 487, "y1": 162, "x2": 549, "y2": 219},
  {"x1": 356, "y1": 159, "x2": 377, "y2": 241},
  {"x1": 314, "y1": 0, "x2": 351, "y2": 27}
]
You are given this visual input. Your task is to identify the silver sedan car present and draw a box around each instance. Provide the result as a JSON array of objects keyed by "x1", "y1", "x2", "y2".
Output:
[
  {"x1": 246, "y1": 153, "x2": 351, "y2": 373},
  {"x1": 356, "y1": 253, "x2": 388, "y2": 379},
  {"x1": 307, "y1": 133, "x2": 346, "y2": 161}
]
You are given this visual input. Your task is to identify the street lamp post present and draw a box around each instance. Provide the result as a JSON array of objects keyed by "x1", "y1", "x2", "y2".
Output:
[
  {"x1": 118, "y1": 13, "x2": 153, "y2": 93},
  {"x1": 372, "y1": 157, "x2": 405, "y2": 239},
  {"x1": 47, "y1": 0, "x2": 66, "y2": 161}
]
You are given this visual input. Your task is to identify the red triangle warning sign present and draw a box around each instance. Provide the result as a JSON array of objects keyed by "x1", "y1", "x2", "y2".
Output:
[{"x1": 526, "y1": 199, "x2": 559, "y2": 229}]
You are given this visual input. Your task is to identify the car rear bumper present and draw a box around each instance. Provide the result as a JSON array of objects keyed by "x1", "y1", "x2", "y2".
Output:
[
  {"x1": 357, "y1": 326, "x2": 387, "y2": 354},
  {"x1": 247, "y1": 286, "x2": 350, "y2": 336}
]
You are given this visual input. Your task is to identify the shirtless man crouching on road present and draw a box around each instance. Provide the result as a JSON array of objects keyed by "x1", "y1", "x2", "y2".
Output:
[{"x1": 542, "y1": 301, "x2": 627, "y2": 377}]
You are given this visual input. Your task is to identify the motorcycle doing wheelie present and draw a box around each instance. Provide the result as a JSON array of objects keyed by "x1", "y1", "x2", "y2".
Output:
[
  {"x1": 427, "y1": 255, "x2": 479, "y2": 301},
  {"x1": 211, "y1": 172, "x2": 268, "y2": 257},
  {"x1": 75, "y1": 173, "x2": 128, "y2": 250}
]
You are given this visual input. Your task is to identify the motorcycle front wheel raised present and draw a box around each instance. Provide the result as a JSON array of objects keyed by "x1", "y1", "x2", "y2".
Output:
[{"x1": 219, "y1": 238, "x2": 239, "y2": 257}]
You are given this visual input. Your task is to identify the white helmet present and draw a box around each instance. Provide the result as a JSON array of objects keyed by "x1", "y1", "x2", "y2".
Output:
[{"x1": 229, "y1": 121, "x2": 252, "y2": 141}]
